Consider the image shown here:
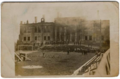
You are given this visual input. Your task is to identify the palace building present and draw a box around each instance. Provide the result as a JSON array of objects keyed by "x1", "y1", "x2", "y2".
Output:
[{"x1": 16, "y1": 16, "x2": 109, "y2": 50}]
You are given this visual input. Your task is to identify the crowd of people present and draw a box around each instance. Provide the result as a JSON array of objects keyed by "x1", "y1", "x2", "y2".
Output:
[{"x1": 66, "y1": 47, "x2": 106, "y2": 56}]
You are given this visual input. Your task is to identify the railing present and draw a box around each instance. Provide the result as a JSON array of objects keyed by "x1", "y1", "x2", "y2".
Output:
[
  {"x1": 15, "y1": 50, "x2": 33, "y2": 62},
  {"x1": 94, "y1": 49, "x2": 110, "y2": 75},
  {"x1": 72, "y1": 49, "x2": 110, "y2": 76},
  {"x1": 72, "y1": 53, "x2": 103, "y2": 75},
  {"x1": 18, "y1": 45, "x2": 33, "y2": 51},
  {"x1": 15, "y1": 53, "x2": 23, "y2": 62}
]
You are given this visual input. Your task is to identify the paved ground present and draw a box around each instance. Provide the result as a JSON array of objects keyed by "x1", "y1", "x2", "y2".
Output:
[{"x1": 15, "y1": 50, "x2": 95, "y2": 76}]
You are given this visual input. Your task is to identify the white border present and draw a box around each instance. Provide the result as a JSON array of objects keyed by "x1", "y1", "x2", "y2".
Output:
[{"x1": 0, "y1": 0, "x2": 119, "y2": 79}]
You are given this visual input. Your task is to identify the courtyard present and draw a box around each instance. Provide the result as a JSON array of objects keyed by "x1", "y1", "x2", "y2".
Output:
[{"x1": 15, "y1": 50, "x2": 95, "y2": 76}]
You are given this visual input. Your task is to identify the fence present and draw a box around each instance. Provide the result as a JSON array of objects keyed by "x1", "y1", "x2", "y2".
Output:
[{"x1": 18, "y1": 45, "x2": 33, "y2": 51}]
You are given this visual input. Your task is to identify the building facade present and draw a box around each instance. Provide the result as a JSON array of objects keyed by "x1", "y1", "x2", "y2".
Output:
[{"x1": 16, "y1": 17, "x2": 109, "y2": 50}]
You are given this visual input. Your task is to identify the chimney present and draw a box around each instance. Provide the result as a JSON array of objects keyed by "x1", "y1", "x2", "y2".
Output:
[
  {"x1": 35, "y1": 17, "x2": 37, "y2": 23},
  {"x1": 27, "y1": 20, "x2": 29, "y2": 24},
  {"x1": 20, "y1": 21, "x2": 22, "y2": 25}
]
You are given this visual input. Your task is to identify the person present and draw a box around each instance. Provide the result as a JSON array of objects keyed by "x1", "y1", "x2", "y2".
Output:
[
  {"x1": 85, "y1": 50, "x2": 87, "y2": 55},
  {"x1": 83, "y1": 49, "x2": 85, "y2": 55},
  {"x1": 95, "y1": 50, "x2": 98, "y2": 55},
  {"x1": 96, "y1": 50, "x2": 101, "y2": 56},
  {"x1": 82, "y1": 49, "x2": 84, "y2": 55},
  {"x1": 86, "y1": 49, "x2": 88, "y2": 55},
  {"x1": 43, "y1": 52, "x2": 45, "y2": 57},
  {"x1": 67, "y1": 48, "x2": 70, "y2": 55}
]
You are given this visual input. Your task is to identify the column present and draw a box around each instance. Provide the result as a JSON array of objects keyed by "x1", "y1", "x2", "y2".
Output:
[
  {"x1": 75, "y1": 32, "x2": 77, "y2": 43},
  {"x1": 70, "y1": 33, "x2": 72, "y2": 43},
  {"x1": 64, "y1": 27, "x2": 66, "y2": 42},
  {"x1": 59, "y1": 27, "x2": 61, "y2": 42},
  {"x1": 55, "y1": 26, "x2": 57, "y2": 42}
]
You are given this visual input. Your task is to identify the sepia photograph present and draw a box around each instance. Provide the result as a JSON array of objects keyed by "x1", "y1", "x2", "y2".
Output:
[{"x1": 1, "y1": 1, "x2": 119, "y2": 77}]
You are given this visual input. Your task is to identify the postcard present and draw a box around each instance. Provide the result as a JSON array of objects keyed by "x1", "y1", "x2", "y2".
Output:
[{"x1": 1, "y1": 1, "x2": 119, "y2": 77}]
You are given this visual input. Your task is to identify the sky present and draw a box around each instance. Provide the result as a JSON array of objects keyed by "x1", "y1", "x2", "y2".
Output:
[{"x1": 1, "y1": 2, "x2": 119, "y2": 43}]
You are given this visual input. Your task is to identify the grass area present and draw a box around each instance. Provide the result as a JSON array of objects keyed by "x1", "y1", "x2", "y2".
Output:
[{"x1": 15, "y1": 50, "x2": 95, "y2": 76}]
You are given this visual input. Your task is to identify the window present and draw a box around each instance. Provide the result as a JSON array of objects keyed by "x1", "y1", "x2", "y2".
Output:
[
  {"x1": 47, "y1": 26, "x2": 50, "y2": 32},
  {"x1": 35, "y1": 36, "x2": 37, "y2": 40},
  {"x1": 28, "y1": 27, "x2": 31, "y2": 33},
  {"x1": 35, "y1": 27, "x2": 37, "y2": 32},
  {"x1": 44, "y1": 29, "x2": 46, "y2": 33},
  {"x1": 24, "y1": 37, "x2": 26, "y2": 41},
  {"x1": 38, "y1": 36, "x2": 40, "y2": 40},
  {"x1": 44, "y1": 26, "x2": 47, "y2": 33},
  {"x1": 89, "y1": 36, "x2": 92, "y2": 40},
  {"x1": 44, "y1": 26, "x2": 47, "y2": 29},
  {"x1": 38, "y1": 28, "x2": 41, "y2": 33},
  {"x1": 44, "y1": 36, "x2": 46, "y2": 40},
  {"x1": 79, "y1": 36, "x2": 81, "y2": 40},
  {"x1": 72, "y1": 38, "x2": 74, "y2": 42},
  {"x1": 85, "y1": 36, "x2": 87, "y2": 40},
  {"x1": 48, "y1": 36, "x2": 50, "y2": 40},
  {"x1": 24, "y1": 28, "x2": 26, "y2": 33},
  {"x1": 28, "y1": 37, "x2": 30, "y2": 41}
]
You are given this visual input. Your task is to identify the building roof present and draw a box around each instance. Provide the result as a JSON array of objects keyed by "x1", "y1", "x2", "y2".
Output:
[{"x1": 21, "y1": 22, "x2": 54, "y2": 26}]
